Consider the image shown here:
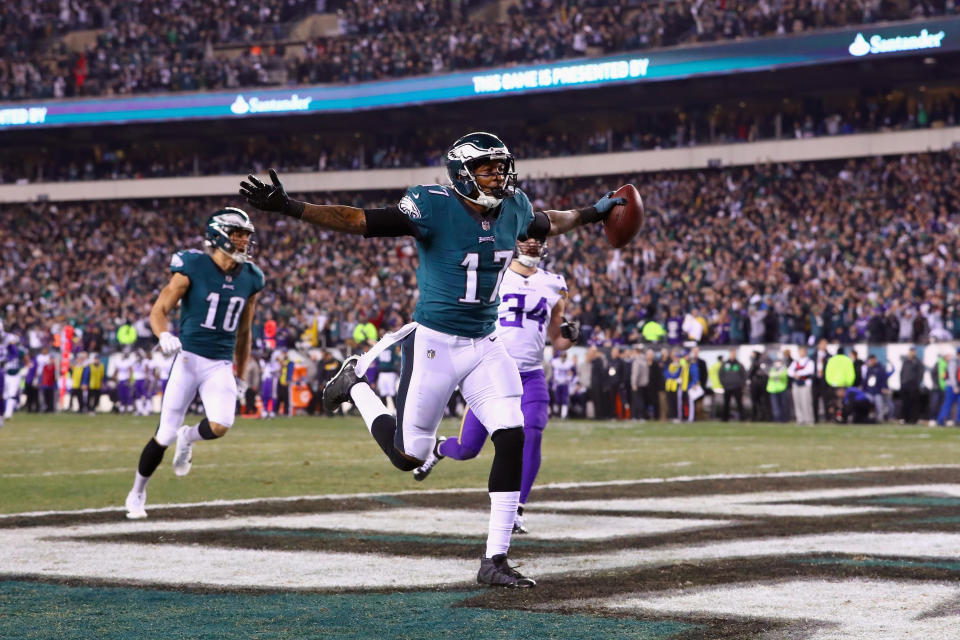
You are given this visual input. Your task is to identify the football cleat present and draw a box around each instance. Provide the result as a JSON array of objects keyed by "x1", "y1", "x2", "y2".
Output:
[
  {"x1": 172, "y1": 425, "x2": 194, "y2": 477},
  {"x1": 322, "y1": 355, "x2": 362, "y2": 411},
  {"x1": 125, "y1": 490, "x2": 147, "y2": 520},
  {"x1": 477, "y1": 554, "x2": 535, "y2": 588},
  {"x1": 512, "y1": 513, "x2": 528, "y2": 535},
  {"x1": 412, "y1": 437, "x2": 446, "y2": 481}
]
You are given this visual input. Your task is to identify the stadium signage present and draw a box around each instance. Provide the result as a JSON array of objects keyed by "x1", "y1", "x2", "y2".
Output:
[
  {"x1": 1, "y1": 16, "x2": 959, "y2": 130},
  {"x1": 229, "y1": 94, "x2": 312, "y2": 115},
  {"x1": 0, "y1": 106, "x2": 46, "y2": 126},
  {"x1": 472, "y1": 58, "x2": 649, "y2": 94},
  {"x1": 848, "y1": 28, "x2": 946, "y2": 56}
]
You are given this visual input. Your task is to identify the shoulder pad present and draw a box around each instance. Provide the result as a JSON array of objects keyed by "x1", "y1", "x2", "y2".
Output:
[
  {"x1": 246, "y1": 262, "x2": 266, "y2": 290},
  {"x1": 170, "y1": 249, "x2": 202, "y2": 270}
]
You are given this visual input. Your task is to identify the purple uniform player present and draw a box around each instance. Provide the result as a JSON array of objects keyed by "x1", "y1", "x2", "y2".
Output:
[{"x1": 412, "y1": 238, "x2": 579, "y2": 533}]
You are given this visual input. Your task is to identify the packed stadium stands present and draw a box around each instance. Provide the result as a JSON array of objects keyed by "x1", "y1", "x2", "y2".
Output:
[
  {"x1": 1, "y1": 0, "x2": 955, "y2": 100},
  {"x1": 4, "y1": 149, "x2": 959, "y2": 354}
]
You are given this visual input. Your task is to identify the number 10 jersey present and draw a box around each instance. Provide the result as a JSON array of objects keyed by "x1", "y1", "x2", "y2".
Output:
[
  {"x1": 496, "y1": 267, "x2": 568, "y2": 372},
  {"x1": 170, "y1": 249, "x2": 265, "y2": 361}
]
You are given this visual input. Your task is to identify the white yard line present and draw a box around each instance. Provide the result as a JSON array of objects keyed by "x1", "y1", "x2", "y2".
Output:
[{"x1": 2, "y1": 464, "x2": 958, "y2": 519}]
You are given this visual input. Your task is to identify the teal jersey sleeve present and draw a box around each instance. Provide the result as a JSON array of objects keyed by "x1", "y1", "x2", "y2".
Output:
[
  {"x1": 513, "y1": 189, "x2": 535, "y2": 238},
  {"x1": 169, "y1": 249, "x2": 205, "y2": 275},
  {"x1": 246, "y1": 262, "x2": 266, "y2": 294},
  {"x1": 397, "y1": 185, "x2": 440, "y2": 242}
]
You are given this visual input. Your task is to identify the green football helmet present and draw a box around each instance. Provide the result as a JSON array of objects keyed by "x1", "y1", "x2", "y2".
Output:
[
  {"x1": 445, "y1": 131, "x2": 517, "y2": 208},
  {"x1": 205, "y1": 207, "x2": 256, "y2": 263}
]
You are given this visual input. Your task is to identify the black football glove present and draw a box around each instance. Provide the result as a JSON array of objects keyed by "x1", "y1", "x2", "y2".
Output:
[
  {"x1": 239, "y1": 169, "x2": 303, "y2": 218},
  {"x1": 593, "y1": 191, "x2": 627, "y2": 220},
  {"x1": 560, "y1": 319, "x2": 580, "y2": 342}
]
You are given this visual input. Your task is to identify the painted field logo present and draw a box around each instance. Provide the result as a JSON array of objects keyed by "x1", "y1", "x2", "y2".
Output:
[{"x1": 4, "y1": 467, "x2": 960, "y2": 639}]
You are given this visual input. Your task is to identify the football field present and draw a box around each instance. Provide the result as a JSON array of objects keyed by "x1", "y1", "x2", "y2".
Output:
[{"x1": 4, "y1": 414, "x2": 960, "y2": 639}]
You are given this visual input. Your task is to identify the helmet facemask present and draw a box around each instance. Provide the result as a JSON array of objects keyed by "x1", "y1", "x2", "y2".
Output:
[
  {"x1": 446, "y1": 132, "x2": 518, "y2": 209},
  {"x1": 515, "y1": 238, "x2": 546, "y2": 268},
  {"x1": 205, "y1": 208, "x2": 256, "y2": 263}
]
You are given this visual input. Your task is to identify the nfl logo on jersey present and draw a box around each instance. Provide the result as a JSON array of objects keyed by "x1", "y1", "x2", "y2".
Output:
[
  {"x1": 427, "y1": 349, "x2": 436, "y2": 359},
  {"x1": 481, "y1": 220, "x2": 491, "y2": 230}
]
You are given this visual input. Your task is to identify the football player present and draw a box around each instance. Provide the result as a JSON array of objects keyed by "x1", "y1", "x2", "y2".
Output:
[
  {"x1": 112, "y1": 347, "x2": 135, "y2": 414},
  {"x1": 240, "y1": 131, "x2": 624, "y2": 588},
  {"x1": 124, "y1": 208, "x2": 264, "y2": 519},
  {"x1": 411, "y1": 237, "x2": 579, "y2": 536}
]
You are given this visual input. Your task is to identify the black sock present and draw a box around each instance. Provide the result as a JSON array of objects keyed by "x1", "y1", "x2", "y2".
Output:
[
  {"x1": 371, "y1": 414, "x2": 419, "y2": 471},
  {"x1": 197, "y1": 418, "x2": 219, "y2": 440},
  {"x1": 489, "y1": 427, "x2": 524, "y2": 492},
  {"x1": 137, "y1": 438, "x2": 167, "y2": 477}
]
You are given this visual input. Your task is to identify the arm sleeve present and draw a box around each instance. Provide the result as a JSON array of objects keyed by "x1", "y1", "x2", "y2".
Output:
[
  {"x1": 363, "y1": 205, "x2": 422, "y2": 239},
  {"x1": 522, "y1": 210, "x2": 551, "y2": 241}
]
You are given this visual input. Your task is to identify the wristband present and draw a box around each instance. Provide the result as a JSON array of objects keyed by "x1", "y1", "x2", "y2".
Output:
[
  {"x1": 577, "y1": 206, "x2": 604, "y2": 224},
  {"x1": 284, "y1": 200, "x2": 305, "y2": 219}
]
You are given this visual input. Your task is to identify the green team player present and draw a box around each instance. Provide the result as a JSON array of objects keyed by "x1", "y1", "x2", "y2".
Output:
[
  {"x1": 240, "y1": 132, "x2": 625, "y2": 587},
  {"x1": 125, "y1": 208, "x2": 265, "y2": 519}
]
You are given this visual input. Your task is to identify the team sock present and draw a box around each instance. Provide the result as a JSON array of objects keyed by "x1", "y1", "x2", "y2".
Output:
[
  {"x1": 350, "y1": 383, "x2": 391, "y2": 429},
  {"x1": 486, "y1": 491, "x2": 521, "y2": 558},
  {"x1": 133, "y1": 438, "x2": 167, "y2": 491}
]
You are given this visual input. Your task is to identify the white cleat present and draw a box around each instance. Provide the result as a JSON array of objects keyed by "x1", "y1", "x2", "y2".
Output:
[
  {"x1": 125, "y1": 490, "x2": 147, "y2": 519},
  {"x1": 172, "y1": 425, "x2": 194, "y2": 477}
]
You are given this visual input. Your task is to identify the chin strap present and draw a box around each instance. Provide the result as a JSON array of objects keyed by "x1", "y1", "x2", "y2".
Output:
[
  {"x1": 516, "y1": 254, "x2": 540, "y2": 268},
  {"x1": 461, "y1": 190, "x2": 503, "y2": 209}
]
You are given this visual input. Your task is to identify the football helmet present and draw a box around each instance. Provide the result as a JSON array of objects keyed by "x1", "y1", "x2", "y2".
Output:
[
  {"x1": 205, "y1": 207, "x2": 256, "y2": 263},
  {"x1": 445, "y1": 132, "x2": 517, "y2": 208},
  {"x1": 515, "y1": 237, "x2": 546, "y2": 268}
]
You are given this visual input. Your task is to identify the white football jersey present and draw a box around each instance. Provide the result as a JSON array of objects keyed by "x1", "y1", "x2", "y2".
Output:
[
  {"x1": 132, "y1": 360, "x2": 148, "y2": 381},
  {"x1": 495, "y1": 266, "x2": 568, "y2": 372},
  {"x1": 551, "y1": 356, "x2": 576, "y2": 385},
  {"x1": 114, "y1": 354, "x2": 134, "y2": 380}
]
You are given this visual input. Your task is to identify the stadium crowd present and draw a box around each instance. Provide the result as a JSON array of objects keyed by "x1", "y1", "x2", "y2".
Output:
[
  {"x1": 1, "y1": 0, "x2": 955, "y2": 100},
  {"x1": 3, "y1": 148, "x2": 960, "y2": 422},
  {"x1": 3, "y1": 86, "x2": 958, "y2": 184}
]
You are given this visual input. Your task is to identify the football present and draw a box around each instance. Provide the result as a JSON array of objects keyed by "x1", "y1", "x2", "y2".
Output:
[{"x1": 603, "y1": 183, "x2": 644, "y2": 248}]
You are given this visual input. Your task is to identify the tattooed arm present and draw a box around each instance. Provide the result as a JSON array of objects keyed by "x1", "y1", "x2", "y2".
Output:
[{"x1": 239, "y1": 169, "x2": 366, "y2": 235}]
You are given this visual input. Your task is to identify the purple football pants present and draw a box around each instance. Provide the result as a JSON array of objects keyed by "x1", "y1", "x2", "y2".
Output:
[{"x1": 439, "y1": 369, "x2": 549, "y2": 505}]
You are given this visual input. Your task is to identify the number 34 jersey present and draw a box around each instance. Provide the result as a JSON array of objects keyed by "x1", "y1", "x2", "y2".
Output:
[
  {"x1": 170, "y1": 249, "x2": 265, "y2": 361},
  {"x1": 496, "y1": 267, "x2": 568, "y2": 372}
]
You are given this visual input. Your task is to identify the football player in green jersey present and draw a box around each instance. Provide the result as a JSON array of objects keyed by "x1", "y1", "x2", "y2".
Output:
[
  {"x1": 125, "y1": 208, "x2": 265, "y2": 519},
  {"x1": 240, "y1": 132, "x2": 624, "y2": 587}
]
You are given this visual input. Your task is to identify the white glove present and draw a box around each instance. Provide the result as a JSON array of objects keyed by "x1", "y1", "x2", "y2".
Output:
[
  {"x1": 158, "y1": 332, "x2": 182, "y2": 355},
  {"x1": 236, "y1": 377, "x2": 249, "y2": 399}
]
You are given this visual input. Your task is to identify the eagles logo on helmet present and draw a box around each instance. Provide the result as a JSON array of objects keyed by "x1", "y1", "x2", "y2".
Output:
[
  {"x1": 445, "y1": 131, "x2": 518, "y2": 209},
  {"x1": 205, "y1": 207, "x2": 256, "y2": 263}
]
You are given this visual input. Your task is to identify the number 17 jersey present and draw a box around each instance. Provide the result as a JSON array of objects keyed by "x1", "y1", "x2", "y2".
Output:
[
  {"x1": 497, "y1": 267, "x2": 568, "y2": 372},
  {"x1": 171, "y1": 249, "x2": 266, "y2": 361}
]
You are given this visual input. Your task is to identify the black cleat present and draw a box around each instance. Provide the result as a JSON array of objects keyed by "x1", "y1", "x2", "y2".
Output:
[
  {"x1": 477, "y1": 554, "x2": 536, "y2": 588},
  {"x1": 322, "y1": 356, "x2": 362, "y2": 411}
]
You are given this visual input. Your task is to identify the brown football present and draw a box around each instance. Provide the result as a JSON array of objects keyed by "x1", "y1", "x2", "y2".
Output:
[{"x1": 603, "y1": 184, "x2": 644, "y2": 248}]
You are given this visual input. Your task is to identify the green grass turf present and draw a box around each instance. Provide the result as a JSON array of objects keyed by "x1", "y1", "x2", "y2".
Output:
[{"x1": 1, "y1": 413, "x2": 959, "y2": 514}]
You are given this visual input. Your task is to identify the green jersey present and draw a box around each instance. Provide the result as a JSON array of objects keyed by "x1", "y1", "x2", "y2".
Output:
[
  {"x1": 170, "y1": 250, "x2": 265, "y2": 361},
  {"x1": 399, "y1": 184, "x2": 534, "y2": 338}
]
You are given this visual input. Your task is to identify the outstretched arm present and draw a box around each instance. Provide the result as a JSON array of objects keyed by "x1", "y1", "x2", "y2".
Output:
[
  {"x1": 240, "y1": 169, "x2": 367, "y2": 235},
  {"x1": 529, "y1": 192, "x2": 626, "y2": 238}
]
